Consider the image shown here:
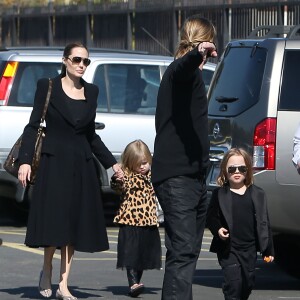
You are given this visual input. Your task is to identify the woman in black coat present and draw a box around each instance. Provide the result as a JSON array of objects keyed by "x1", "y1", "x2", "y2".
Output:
[{"x1": 18, "y1": 43, "x2": 123, "y2": 300}]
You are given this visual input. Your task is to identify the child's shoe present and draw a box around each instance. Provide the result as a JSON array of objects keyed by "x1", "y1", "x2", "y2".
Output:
[{"x1": 128, "y1": 283, "x2": 144, "y2": 297}]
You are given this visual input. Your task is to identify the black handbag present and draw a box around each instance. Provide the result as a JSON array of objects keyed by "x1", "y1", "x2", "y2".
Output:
[{"x1": 4, "y1": 79, "x2": 52, "y2": 184}]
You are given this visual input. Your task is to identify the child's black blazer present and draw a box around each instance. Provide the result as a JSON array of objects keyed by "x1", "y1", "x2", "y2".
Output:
[{"x1": 206, "y1": 184, "x2": 274, "y2": 257}]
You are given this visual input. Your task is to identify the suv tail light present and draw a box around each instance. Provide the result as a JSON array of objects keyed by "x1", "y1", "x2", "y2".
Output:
[
  {"x1": 0, "y1": 61, "x2": 19, "y2": 105},
  {"x1": 253, "y1": 118, "x2": 277, "y2": 170}
]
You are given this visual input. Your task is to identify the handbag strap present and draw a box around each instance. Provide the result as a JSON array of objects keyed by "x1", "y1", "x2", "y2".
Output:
[{"x1": 40, "y1": 79, "x2": 52, "y2": 124}]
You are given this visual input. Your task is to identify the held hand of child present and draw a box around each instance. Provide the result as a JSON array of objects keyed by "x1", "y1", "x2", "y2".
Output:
[
  {"x1": 263, "y1": 256, "x2": 274, "y2": 263},
  {"x1": 112, "y1": 163, "x2": 124, "y2": 181},
  {"x1": 218, "y1": 227, "x2": 229, "y2": 240}
]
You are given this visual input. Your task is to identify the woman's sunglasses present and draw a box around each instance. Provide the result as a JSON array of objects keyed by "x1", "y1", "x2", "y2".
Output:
[
  {"x1": 67, "y1": 56, "x2": 91, "y2": 67},
  {"x1": 227, "y1": 165, "x2": 247, "y2": 174}
]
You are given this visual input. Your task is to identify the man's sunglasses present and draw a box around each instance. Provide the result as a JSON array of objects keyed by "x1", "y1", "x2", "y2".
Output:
[
  {"x1": 67, "y1": 56, "x2": 91, "y2": 67},
  {"x1": 227, "y1": 165, "x2": 247, "y2": 174}
]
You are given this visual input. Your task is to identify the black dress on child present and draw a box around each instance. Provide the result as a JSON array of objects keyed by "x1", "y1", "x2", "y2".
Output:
[{"x1": 117, "y1": 225, "x2": 162, "y2": 270}]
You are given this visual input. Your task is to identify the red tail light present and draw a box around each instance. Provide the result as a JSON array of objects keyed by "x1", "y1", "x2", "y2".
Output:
[
  {"x1": 253, "y1": 118, "x2": 276, "y2": 170},
  {"x1": 0, "y1": 61, "x2": 19, "y2": 105}
]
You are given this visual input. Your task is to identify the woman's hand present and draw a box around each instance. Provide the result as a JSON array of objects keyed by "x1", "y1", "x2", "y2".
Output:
[
  {"x1": 18, "y1": 164, "x2": 31, "y2": 188},
  {"x1": 112, "y1": 163, "x2": 124, "y2": 181},
  {"x1": 218, "y1": 227, "x2": 230, "y2": 240}
]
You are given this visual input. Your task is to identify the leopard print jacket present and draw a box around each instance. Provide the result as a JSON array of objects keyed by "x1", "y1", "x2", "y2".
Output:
[{"x1": 111, "y1": 170, "x2": 158, "y2": 226}]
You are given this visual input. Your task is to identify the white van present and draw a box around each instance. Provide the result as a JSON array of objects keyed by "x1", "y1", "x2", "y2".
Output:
[{"x1": 0, "y1": 47, "x2": 216, "y2": 220}]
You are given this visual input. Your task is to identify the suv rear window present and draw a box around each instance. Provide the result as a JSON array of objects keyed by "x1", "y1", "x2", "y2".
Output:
[
  {"x1": 93, "y1": 64, "x2": 161, "y2": 115},
  {"x1": 208, "y1": 46, "x2": 267, "y2": 117},
  {"x1": 279, "y1": 50, "x2": 300, "y2": 110},
  {"x1": 8, "y1": 62, "x2": 61, "y2": 106}
]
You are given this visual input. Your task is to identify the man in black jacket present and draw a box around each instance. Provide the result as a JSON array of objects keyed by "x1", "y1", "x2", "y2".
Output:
[{"x1": 152, "y1": 16, "x2": 217, "y2": 300}]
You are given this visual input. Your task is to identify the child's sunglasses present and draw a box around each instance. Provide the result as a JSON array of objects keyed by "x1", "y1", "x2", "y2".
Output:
[
  {"x1": 227, "y1": 165, "x2": 247, "y2": 174},
  {"x1": 67, "y1": 56, "x2": 91, "y2": 67}
]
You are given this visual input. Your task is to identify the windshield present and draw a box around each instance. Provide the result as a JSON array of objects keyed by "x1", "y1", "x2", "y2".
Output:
[{"x1": 208, "y1": 46, "x2": 267, "y2": 117}]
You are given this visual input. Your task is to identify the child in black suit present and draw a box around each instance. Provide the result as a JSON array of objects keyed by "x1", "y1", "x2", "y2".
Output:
[{"x1": 207, "y1": 148, "x2": 274, "y2": 300}]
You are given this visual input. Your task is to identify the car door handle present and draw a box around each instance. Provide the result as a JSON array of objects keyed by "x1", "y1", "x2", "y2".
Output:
[{"x1": 95, "y1": 122, "x2": 105, "y2": 130}]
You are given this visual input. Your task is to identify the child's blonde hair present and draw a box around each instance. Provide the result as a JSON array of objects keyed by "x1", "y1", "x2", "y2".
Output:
[
  {"x1": 174, "y1": 15, "x2": 216, "y2": 59},
  {"x1": 217, "y1": 148, "x2": 253, "y2": 187},
  {"x1": 121, "y1": 140, "x2": 152, "y2": 173}
]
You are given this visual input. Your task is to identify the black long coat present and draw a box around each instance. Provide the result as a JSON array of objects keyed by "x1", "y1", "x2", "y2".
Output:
[
  {"x1": 206, "y1": 185, "x2": 274, "y2": 257},
  {"x1": 19, "y1": 75, "x2": 117, "y2": 252}
]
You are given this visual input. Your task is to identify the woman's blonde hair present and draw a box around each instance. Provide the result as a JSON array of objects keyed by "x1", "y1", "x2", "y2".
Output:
[
  {"x1": 175, "y1": 15, "x2": 216, "y2": 59},
  {"x1": 217, "y1": 148, "x2": 253, "y2": 187},
  {"x1": 121, "y1": 140, "x2": 152, "y2": 173}
]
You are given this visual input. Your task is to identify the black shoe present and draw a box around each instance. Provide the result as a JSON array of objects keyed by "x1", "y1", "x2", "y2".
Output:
[{"x1": 128, "y1": 283, "x2": 144, "y2": 297}]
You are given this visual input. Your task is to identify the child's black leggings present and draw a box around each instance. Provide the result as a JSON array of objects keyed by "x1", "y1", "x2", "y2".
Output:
[{"x1": 126, "y1": 268, "x2": 143, "y2": 287}]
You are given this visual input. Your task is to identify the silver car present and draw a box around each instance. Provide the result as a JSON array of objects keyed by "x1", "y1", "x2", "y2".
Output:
[
  {"x1": 207, "y1": 35, "x2": 300, "y2": 277},
  {"x1": 0, "y1": 47, "x2": 216, "y2": 220}
]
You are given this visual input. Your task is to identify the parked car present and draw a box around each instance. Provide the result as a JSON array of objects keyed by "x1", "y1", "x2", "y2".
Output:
[
  {"x1": 206, "y1": 25, "x2": 300, "y2": 277},
  {"x1": 0, "y1": 47, "x2": 216, "y2": 220}
]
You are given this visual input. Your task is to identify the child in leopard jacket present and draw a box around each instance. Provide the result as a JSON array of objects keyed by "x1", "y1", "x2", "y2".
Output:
[{"x1": 111, "y1": 140, "x2": 162, "y2": 298}]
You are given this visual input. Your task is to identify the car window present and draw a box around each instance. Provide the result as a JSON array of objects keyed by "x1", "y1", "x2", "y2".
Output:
[
  {"x1": 8, "y1": 62, "x2": 61, "y2": 106},
  {"x1": 202, "y1": 68, "x2": 214, "y2": 93},
  {"x1": 93, "y1": 64, "x2": 161, "y2": 115},
  {"x1": 279, "y1": 50, "x2": 300, "y2": 110},
  {"x1": 0, "y1": 61, "x2": 6, "y2": 76},
  {"x1": 208, "y1": 46, "x2": 267, "y2": 116}
]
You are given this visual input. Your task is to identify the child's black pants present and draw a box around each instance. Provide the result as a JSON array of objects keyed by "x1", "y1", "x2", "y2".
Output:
[{"x1": 218, "y1": 246, "x2": 257, "y2": 300}]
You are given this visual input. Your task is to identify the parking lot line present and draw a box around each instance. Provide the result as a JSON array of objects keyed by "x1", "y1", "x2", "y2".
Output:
[
  {"x1": 1, "y1": 228, "x2": 216, "y2": 262},
  {"x1": 1, "y1": 242, "x2": 60, "y2": 258},
  {"x1": 0, "y1": 230, "x2": 26, "y2": 236}
]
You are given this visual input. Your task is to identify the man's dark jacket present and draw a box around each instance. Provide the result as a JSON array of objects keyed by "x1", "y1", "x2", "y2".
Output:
[{"x1": 152, "y1": 47, "x2": 209, "y2": 183}]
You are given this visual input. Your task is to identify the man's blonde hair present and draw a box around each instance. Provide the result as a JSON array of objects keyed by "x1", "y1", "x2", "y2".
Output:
[{"x1": 175, "y1": 15, "x2": 216, "y2": 59}]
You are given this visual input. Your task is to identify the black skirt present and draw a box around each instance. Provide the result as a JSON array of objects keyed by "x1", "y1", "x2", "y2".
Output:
[{"x1": 117, "y1": 225, "x2": 162, "y2": 270}]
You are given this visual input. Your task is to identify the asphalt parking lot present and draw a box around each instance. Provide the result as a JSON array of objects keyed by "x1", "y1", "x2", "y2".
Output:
[{"x1": 0, "y1": 197, "x2": 299, "y2": 300}]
